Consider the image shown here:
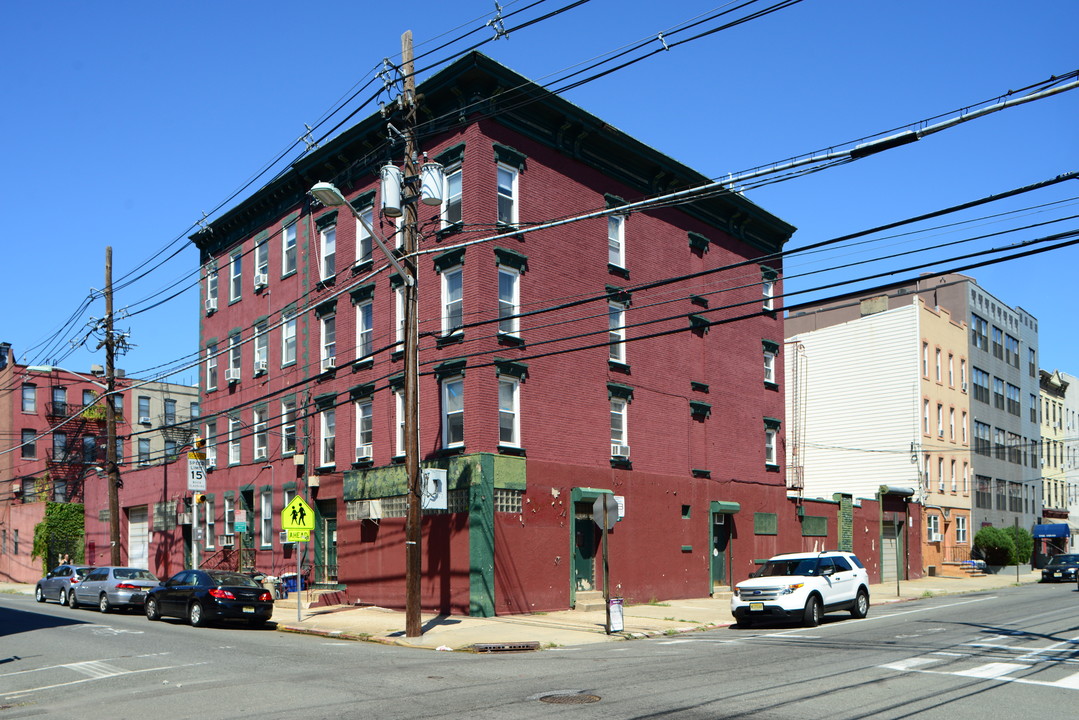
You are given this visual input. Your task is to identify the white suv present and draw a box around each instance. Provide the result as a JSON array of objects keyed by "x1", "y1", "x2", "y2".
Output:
[{"x1": 731, "y1": 551, "x2": 870, "y2": 627}]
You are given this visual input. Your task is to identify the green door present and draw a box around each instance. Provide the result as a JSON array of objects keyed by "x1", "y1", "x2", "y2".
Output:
[
  {"x1": 315, "y1": 499, "x2": 338, "y2": 583},
  {"x1": 240, "y1": 489, "x2": 255, "y2": 571},
  {"x1": 573, "y1": 501, "x2": 600, "y2": 591},
  {"x1": 712, "y1": 513, "x2": 730, "y2": 586}
]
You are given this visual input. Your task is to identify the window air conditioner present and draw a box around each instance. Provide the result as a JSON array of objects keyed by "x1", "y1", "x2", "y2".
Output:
[
  {"x1": 322, "y1": 356, "x2": 336, "y2": 371},
  {"x1": 254, "y1": 272, "x2": 268, "y2": 290},
  {"x1": 219, "y1": 533, "x2": 235, "y2": 547},
  {"x1": 225, "y1": 368, "x2": 241, "y2": 383},
  {"x1": 254, "y1": 359, "x2": 268, "y2": 374},
  {"x1": 139, "y1": 416, "x2": 151, "y2": 425},
  {"x1": 611, "y1": 443, "x2": 631, "y2": 458},
  {"x1": 356, "y1": 499, "x2": 383, "y2": 520},
  {"x1": 205, "y1": 297, "x2": 218, "y2": 314},
  {"x1": 961, "y1": 382, "x2": 968, "y2": 392},
  {"x1": 356, "y1": 444, "x2": 372, "y2": 461},
  {"x1": 929, "y1": 532, "x2": 943, "y2": 543}
]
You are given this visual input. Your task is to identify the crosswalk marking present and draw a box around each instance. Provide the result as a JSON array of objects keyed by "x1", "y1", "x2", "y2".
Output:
[
  {"x1": 954, "y1": 662, "x2": 1029, "y2": 679},
  {"x1": 64, "y1": 661, "x2": 127, "y2": 679}
]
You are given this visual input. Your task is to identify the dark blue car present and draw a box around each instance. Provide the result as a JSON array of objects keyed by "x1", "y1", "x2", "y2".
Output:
[{"x1": 1041, "y1": 554, "x2": 1079, "y2": 583}]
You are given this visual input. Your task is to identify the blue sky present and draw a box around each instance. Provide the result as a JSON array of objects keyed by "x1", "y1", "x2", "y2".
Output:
[{"x1": 2, "y1": 0, "x2": 1075, "y2": 383}]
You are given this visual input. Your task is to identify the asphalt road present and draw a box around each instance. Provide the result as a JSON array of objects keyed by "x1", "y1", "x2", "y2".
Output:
[{"x1": 4, "y1": 582, "x2": 1079, "y2": 719}]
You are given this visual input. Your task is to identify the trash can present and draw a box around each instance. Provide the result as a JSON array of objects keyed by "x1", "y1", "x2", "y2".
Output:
[{"x1": 281, "y1": 573, "x2": 305, "y2": 592}]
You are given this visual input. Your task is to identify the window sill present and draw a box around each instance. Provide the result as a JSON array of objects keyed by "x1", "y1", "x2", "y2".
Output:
[
  {"x1": 436, "y1": 333, "x2": 464, "y2": 348},
  {"x1": 317, "y1": 367, "x2": 337, "y2": 381},
  {"x1": 495, "y1": 222, "x2": 525, "y2": 242},
  {"x1": 437, "y1": 446, "x2": 466, "y2": 458},
  {"x1": 391, "y1": 350, "x2": 404, "y2": 362},
  {"x1": 692, "y1": 468, "x2": 711, "y2": 479},
  {"x1": 436, "y1": 223, "x2": 463, "y2": 240},
  {"x1": 764, "y1": 381, "x2": 779, "y2": 391},
  {"x1": 351, "y1": 459, "x2": 374, "y2": 469},
  {"x1": 765, "y1": 463, "x2": 780, "y2": 473},
  {"x1": 608, "y1": 360, "x2": 630, "y2": 374},
  {"x1": 498, "y1": 445, "x2": 526, "y2": 457},
  {"x1": 315, "y1": 465, "x2": 336, "y2": 475},
  {"x1": 607, "y1": 263, "x2": 630, "y2": 280},
  {"x1": 352, "y1": 260, "x2": 374, "y2": 275},
  {"x1": 610, "y1": 457, "x2": 632, "y2": 470},
  {"x1": 317, "y1": 276, "x2": 336, "y2": 289},
  {"x1": 352, "y1": 357, "x2": 374, "y2": 372},
  {"x1": 498, "y1": 333, "x2": 524, "y2": 347},
  {"x1": 280, "y1": 270, "x2": 297, "y2": 281}
]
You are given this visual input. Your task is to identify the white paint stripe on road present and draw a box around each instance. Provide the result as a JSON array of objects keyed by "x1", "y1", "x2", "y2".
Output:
[
  {"x1": 65, "y1": 661, "x2": 126, "y2": 679},
  {"x1": 762, "y1": 596, "x2": 997, "y2": 638},
  {"x1": 954, "y1": 662, "x2": 1029, "y2": 679},
  {"x1": 3, "y1": 663, "x2": 206, "y2": 699},
  {"x1": 880, "y1": 657, "x2": 942, "y2": 671}
]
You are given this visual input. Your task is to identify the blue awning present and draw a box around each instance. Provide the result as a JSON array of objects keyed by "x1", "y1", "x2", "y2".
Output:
[{"x1": 1033, "y1": 523, "x2": 1071, "y2": 538}]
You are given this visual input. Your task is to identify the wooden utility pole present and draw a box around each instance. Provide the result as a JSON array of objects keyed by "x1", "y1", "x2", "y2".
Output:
[
  {"x1": 104, "y1": 246, "x2": 122, "y2": 565},
  {"x1": 401, "y1": 29, "x2": 423, "y2": 638}
]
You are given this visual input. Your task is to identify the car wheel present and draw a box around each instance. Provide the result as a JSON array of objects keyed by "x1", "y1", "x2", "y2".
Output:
[
  {"x1": 189, "y1": 601, "x2": 207, "y2": 627},
  {"x1": 145, "y1": 597, "x2": 161, "y2": 621},
  {"x1": 69, "y1": 591, "x2": 81, "y2": 609},
  {"x1": 99, "y1": 594, "x2": 111, "y2": 613},
  {"x1": 735, "y1": 617, "x2": 753, "y2": 629},
  {"x1": 60, "y1": 589, "x2": 69, "y2": 606},
  {"x1": 35, "y1": 586, "x2": 45, "y2": 603},
  {"x1": 850, "y1": 589, "x2": 869, "y2": 619},
  {"x1": 802, "y1": 595, "x2": 822, "y2": 627}
]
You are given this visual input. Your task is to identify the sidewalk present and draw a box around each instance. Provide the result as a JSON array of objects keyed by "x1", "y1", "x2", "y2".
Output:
[
  {"x1": 2, "y1": 570, "x2": 1041, "y2": 651},
  {"x1": 269, "y1": 569, "x2": 1043, "y2": 651}
]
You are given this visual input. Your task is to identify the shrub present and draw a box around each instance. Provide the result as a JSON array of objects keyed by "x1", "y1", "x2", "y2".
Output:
[
  {"x1": 1003, "y1": 525, "x2": 1034, "y2": 565},
  {"x1": 974, "y1": 526, "x2": 1015, "y2": 565}
]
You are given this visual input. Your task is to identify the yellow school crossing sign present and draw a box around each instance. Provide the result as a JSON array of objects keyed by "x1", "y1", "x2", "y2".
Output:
[{"x1": 282, "y1": 496, "x2": 315, "y2": 542}]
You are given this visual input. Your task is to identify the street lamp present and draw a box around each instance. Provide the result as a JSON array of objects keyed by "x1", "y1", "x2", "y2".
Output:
[{"x1": 27, "y1": 364, "x2": 123, "y2": 564}]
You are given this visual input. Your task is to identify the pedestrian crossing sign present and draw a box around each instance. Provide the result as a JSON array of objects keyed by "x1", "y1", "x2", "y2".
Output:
[{"x1": 281, "y1": 496, "x2": 315, "y2": 531}]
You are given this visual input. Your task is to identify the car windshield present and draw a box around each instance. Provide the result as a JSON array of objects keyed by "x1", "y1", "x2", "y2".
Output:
[
  {"x1": 755, "y1": 558, "x2": 820, "y2": 577},
  {"x1": 75, "y1": 567, "x2": 94, "y2": 576},
  {"x1": 1048, "y1": 555, "x2": 1079, "y2": 566},
  {"x1": 210, "y1": 572, "x2": 260, "y2": 587},
  {"x1": 114, "y1": 568, "x2": 157, "y2": 581}
]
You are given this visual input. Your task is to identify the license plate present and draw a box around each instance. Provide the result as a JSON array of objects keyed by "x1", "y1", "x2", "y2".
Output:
[
  {"x1": 1055, "y1": 572, "x2": 1063, "y2": 577},
  {"x1": 243, "y1": 606, "x2": 255, "y2": 613},
  {"x1": 749, "y1": 602, "x2": 764, "y2": 612}
]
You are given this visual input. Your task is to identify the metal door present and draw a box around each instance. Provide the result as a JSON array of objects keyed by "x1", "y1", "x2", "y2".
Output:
[
  {"x1": 711, "y1": 514, "x2": 730, "y2": 587},
  {"x1": 128, "y1": 506, "x2": 149, "y2": 568},
  {"x1": 316, "y1": 499, "x2": 338, "y2": 582},
  {"x1": 881, "y1": 523, "x2": 901, "y2": 583},
  {"x1": 240, "y1": 489, "x2": 255, "y2": 571},
  {"x1": 573, "y1": 502, "x2": 600, "y2": 591}
]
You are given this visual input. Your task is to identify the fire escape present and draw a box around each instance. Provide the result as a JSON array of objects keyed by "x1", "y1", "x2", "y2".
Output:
[{"x1": 43, "y1": 394, "x2": 108, "y2": 503}]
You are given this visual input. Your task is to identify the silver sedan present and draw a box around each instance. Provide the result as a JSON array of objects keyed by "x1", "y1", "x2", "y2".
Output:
[{"x1": 71, "y1": 566, "x2": 159, "y2": 612}]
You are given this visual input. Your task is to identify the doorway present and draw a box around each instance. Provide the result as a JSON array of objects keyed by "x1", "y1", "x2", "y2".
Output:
[
  {"x1": 316, "y1": 499, "x2": 337, "y2": 583},
  {"x1": 128, "y1": 506, "x2": 149, "y2": 568},
  {"x1": 573, "y1": 501, "x2": 600, "y2": 592},
  {"x1": 711, "y1": 513, "x2": 730, "y2": 588}
]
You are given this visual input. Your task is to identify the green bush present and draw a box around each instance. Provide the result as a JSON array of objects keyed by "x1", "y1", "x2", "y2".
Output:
[
  {"x1": 1004, "y1": 525, "x2": 1034, "y2": 565},
  {"x1": 31, "y1": 502, "x2": 85, "y2": 574},
  {"x1": 974, "y1": 526, "x2": 1015, "y2": 565}
]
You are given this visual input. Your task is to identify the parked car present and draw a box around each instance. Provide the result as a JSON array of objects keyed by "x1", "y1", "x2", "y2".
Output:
[
  {"x1": 1041, "y1": 554, "x2": 1079, "y2": 583},
  {"x1": 34, "y1": 564, "x2": 94, "y2": 606},
  {"x1": 144, "y1": 569, "x2": 274, "y2": 627},
  {"x1": 731, "y1": 551, "x2": 870, "y2": 627},
  {"x1": 70, "y1": 566, "x2": 159, "y2": 612}
]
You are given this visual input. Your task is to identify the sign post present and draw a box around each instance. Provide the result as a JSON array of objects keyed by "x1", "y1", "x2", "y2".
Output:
[
  {"x1": 592, "y1": 494, "x2": 619, "y2": 634},
  {"x1": 281, "y1": 496, "x2": 315, "y2": 622},
  {"x1": 187, "y1": 452, "x2": 206, "y2": 570}
]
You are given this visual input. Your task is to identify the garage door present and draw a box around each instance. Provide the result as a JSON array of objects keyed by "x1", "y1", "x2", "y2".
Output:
[{"x1": 128, "y1": 506, "x2": 149, "y2": 569}]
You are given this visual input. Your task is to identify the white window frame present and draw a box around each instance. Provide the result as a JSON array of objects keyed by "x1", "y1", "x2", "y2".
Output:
[
  {"x1": 496, "y1": 163, "x2": 518, "y2": 226},
  {"x1": 498, "y1": 267, "x2": 520, "y2": 336},
  {"x1": 205, "y1": 346, "x2": 217, "y2": 391},
  {"x1": 355, "y1": 400, "x2": 373, "y2": 459},
  {"x1": 253, "y1": 407, "x2": 267, "y2": 460},
  {"x1": 956, "y1": 515, "x2": 968, "y2": 544},
  {"x1": 320, "y1": 313, "x2": 337, "y2": 365},
  {"x1": 320, "y1": 408, "x2": 336, "y2": 468},
  {"x1": 762, "y1": 278, "x2": 775, "y2": 312},
  {"x1": 764, "y1": 348, "x2": 776, "y2": 384},
  {"x1": 229, "y1": 250, "x2": 242, "y2": 302},
  {"x1": 927, "y1": 513, "x2": 940, "y2": 539},
  {"x1": 949, "y1": 407, "x2": 956, "y2": 441},
  {"x1": 356, "y1": 300, "x2": 374, "y2": 358},
  {"x1": 610, "y1": 398, "x2": 628, "y2": 447},
  {"x1": 355, "y1": 205, "x2": 374, "y2": 266},
  {"x1": 442, "y1": 166, "x2": 462, "y2": 228},
  {"x1": 282, "y1": 222, "x2": 297, "y2": 276},
  {"x1": 609, "y1": 303, "x2": 626, "y2": 364},
  {"x1": 442, "y1": 376, "x2": 464, "y2": 448},
  {"x1": 138, "y1": 438, "x2": 151, "y2": 466},
  {"x1": 608, "y1": 213, "x2": 625, "y2": 267},
  {"x1": 923, "y1": 398, "x2": 930, "y2": 434},
  {"x1": 937, "y1": 456, "x2": 945, "y2": 493},
  {"x1": 498, "y1": 377, "x2": 520, "y2": 447},
  {"x1": 204, "y1": 500, "x2": 215, "y2": 550},
  {"x1": 950, "y1": 459, "x2": 957, "y2": 492},
  {"x1": 21, "y1": 384, "x2": 35, "y2": 412},
  {"x1": 206, "y1": 266, "x2": 218, "y2": 306},
  {"x1": 395, "y1": 285, "x2": 405, "y2": 344},
  {"x1": 260, "y1": 490, "x2": 273, "y2": 548},
  {"x1": 281, "y1": 310, "x2": 297, "y2": 366},
  {"x1": 223, "y1": 497, "x2": 235, "y2": 535},
  {"x1": 205, "y1": 421, "x2": 217, "y2": 467},
  {"x1": 229, "y1": 334, "x2": 242, "y2": 375},
  {"x1": 441, "y1": 266, "x2": 463, "y2": 336},
  {"x1": 765, "y1": 427, "x2": 778, "y2": 466},
  {"x1": 319, "y1": 223, "x2": 336, "y2": 281},
  {"x1": 254, "y1": 321, "x2": 268, "y2": 373},
  {"x1": 937, "y1": 403, "x2": 944, "y2": 437},
  {"x1": 281, "y1": 400, "x2": 296, "y2": 455},
  {"x1": 935, "y1": 347, "x2": 941, "y2": 381},
  {"x1": 254, "y1": 235, "x2": 269, "y2": 280},
  {"x1": 395, "y1": 389, "x2": 405, "y2": 457},
  {"x1": 948, "y1": 353, "x2": 954, "y2": 386},
  {"x1": 228, "y1": 417, "x2": 241, "y2": 466}
]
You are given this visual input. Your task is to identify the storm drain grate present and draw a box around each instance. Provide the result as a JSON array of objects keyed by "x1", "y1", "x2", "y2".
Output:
[
  {"x1": 472, "y1": 641, "x2": 540, "y2": 653},
  {"x1": 538, "y1": 693, "x2": 601, "y2": 705}
]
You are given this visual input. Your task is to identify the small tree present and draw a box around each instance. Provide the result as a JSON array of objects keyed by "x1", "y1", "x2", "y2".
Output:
[
  {"x1": 1004, "y1": 525, "x2": 1034, "y2": 565},
  {"x1": 31, "y1": 502, "x2": 85, "y2": 574},
  {"x1": 974, "y1": 526, "x2": 1015, "y2": 565}
]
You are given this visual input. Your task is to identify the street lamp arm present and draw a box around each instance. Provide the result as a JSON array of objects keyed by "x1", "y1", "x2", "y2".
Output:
[
  {"x1": 25, "y1": 365, "x2": 109, "y2": 391},
  {"x1": 309, "y1": 182, "x2": 415, "y2": 286}
]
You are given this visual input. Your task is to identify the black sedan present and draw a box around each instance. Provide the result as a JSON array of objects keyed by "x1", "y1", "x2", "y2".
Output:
[
  {"x1": 1041, "y1": 554, "x2": 1079, "y2": 583},
  {"x1": 144, "y1": 569, "x2": 274, "y2": 627}
]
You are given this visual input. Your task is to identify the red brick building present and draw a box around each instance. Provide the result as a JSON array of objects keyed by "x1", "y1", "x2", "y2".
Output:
[{"x1": 171, "y1": 52, "x2": 821, "y2": 614}]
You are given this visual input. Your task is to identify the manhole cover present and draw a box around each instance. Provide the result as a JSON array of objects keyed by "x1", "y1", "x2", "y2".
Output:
[{"x1": 539, "y1": 693, "x2": 601, "y2": 704}]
